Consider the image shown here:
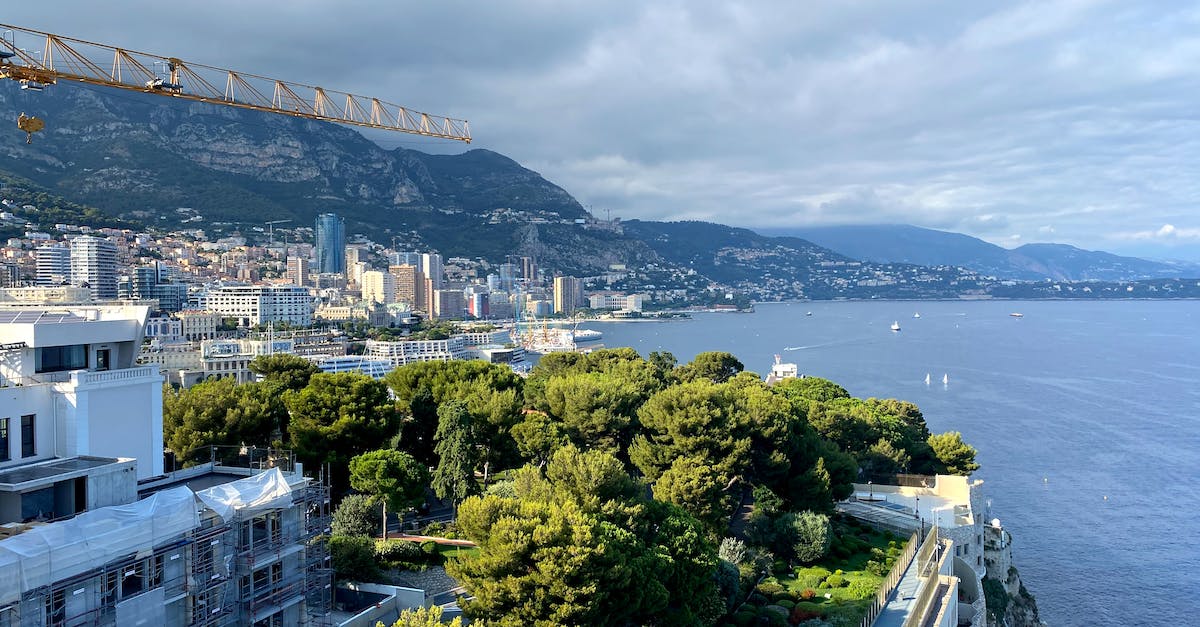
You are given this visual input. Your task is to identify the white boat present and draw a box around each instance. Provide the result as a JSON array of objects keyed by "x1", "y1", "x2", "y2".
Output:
[
  {"x1": 890, "y1": 321, "x2": 901, "y2": 332},
  {"x1": 806, "y1": 311, "x2": 813, "y2": 317},
  {"x1": 572, "y1": 328, "x2": 603, "y2": 342},
  {"x1": 1010, "y1": 312, "x2": 1024, "y2": 318},
  {"x1": 913, "y1": 312, "x2": 921, "y2": 319},
  {"x1": 942, "y1": 373, "x2": 949, "y2": 385},
  {"x1": 924, "y1": 373, "x2": 931, "y2": 385}
]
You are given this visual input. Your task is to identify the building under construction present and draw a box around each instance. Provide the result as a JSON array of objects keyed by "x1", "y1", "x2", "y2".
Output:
[{"x1": 0, "y1": 454, "x2": 332, "y2": 626}]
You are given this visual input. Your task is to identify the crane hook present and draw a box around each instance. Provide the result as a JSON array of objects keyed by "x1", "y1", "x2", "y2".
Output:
[{"x1": 17, "y1": 113, "x2": 45, "y2": 144}]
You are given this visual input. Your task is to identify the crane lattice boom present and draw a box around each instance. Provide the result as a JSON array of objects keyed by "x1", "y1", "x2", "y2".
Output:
[{"x1": 0, "y1": 23, "x2": 470, "y2": 142}]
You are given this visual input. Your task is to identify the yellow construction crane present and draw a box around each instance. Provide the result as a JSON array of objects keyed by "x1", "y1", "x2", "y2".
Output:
[{"x1": 0, "y1": 23, "x2": 470, "y2": 144}]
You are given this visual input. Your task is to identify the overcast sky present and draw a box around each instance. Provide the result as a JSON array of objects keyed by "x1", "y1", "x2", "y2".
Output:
[{"x1": 7, "y1": 1, "x2": 1200, "y2": 259}]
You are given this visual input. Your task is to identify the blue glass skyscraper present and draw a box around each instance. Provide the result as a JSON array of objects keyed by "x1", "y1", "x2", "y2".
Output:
[{"x1": 314, "y1": 213, "x2": 345, "y2": 275}]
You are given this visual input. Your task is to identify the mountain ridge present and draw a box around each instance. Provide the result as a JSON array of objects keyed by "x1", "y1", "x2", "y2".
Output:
[{"x1": 758, "y1": 224, "x2": 1200, "y2": 281}]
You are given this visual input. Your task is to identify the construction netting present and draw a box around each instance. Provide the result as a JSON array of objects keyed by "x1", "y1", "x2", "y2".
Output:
[
  {"x1": 194, "y1": 467, "x2": 293, "y2": 522},
  {"x1": 0, "y1": 485, "x2": 199, "y2": 606}
]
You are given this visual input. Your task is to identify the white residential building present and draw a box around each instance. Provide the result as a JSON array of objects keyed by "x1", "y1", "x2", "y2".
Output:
[
  {"x1": 361, "y1": 270, "x2": 396, "y2": 304},
  {"x1": 0, "y1": 305, "x2": 164, "y2": 482},
  {"x1": 364, "y1": 336, "x2": 469, "y2": 367},
  {"x1": 204, "y1": 285, "x2": 314, "y2": 327},
  {"x1": 34, "y1": 244, "x2": 70, "y2": 287},
  {"x1": 69, "y1": 236, "x2": 118, "y2": 300}
]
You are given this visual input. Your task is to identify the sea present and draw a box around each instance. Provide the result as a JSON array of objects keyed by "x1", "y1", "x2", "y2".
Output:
[{"x1": 573, "y1": 300, "x2": 1199, "y2": 627}]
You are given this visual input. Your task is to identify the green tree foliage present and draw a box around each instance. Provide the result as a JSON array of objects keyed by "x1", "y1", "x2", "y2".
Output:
[
  {"x1": 331, "y1": 493, "x2": 382, "y2": 537},
  {"x1": 248, "y1": 353, "x2": 320, "y2": 392},
  {"x1": 676, "y1": 351, "x2": 744, "y2": 384},
  {"x1": 349, "y1": 449, "x2": 430, "y2": 536},
  {"x1": 632, "y1": 378, "x2": 850, "y2": 513},
  {"x1": 509, "y1": 410, "x2": 567, "y2": 466},
  {"x1": 718, "y1": 537, "x2": 750, "y2": 566},
  {"x1": 286, "y1": 373, "x2": 400, "y2": 493},
  {"x1": 652, "y1": 456, "x2": 735, "y2": 535},
  {"x1": 448, "y1": 446, "x2": 722, "y2": 627},
  {"x1": 385, "y1": 361, "x2": 524, "y2": 477},
  {"x1": 928, "y1": 431, "x2": 981, "y2": 475},
  {"x1": 772, "y1": 377, "x2": 851, "y2": 404},
  {"x1": 162, "y1": 379, "x2": 287, "y2": 464},
  {"x1": 790, "y1": 511, "x2": 833, "y2": 564},
  {"x1": 541, "y1": 372, "x2": 642, "y2": 454},
  {"x1": 384, "y1": 605, "x2": 464, "y2": 627},
  {"x1": 329, "y1": 535, "x2": 379, "y2": 581},
  {"x1": 432, "y1": 401, "x2": 481, "y2": 505}
]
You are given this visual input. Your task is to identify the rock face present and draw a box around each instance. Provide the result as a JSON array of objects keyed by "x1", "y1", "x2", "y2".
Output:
[
  {"x1": 983, "y1": 524, "x2": 1044, "y2": 627},
  {"x1": 0, "y1": 82, "x2": 659, "y2": 274}
]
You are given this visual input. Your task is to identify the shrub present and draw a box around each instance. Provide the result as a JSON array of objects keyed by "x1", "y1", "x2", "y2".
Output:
[
  {"x1": 719, "y1": 537, "x2": 750, "y2": 565},
  {"x1": 715, "y1": 560, "x2": 742, "y2": 611},
  {"x1": 758, "y1": 581, "x2": 785, "y2": 597},
  {"x1": 375, "y1": 539, "x2": 423, "y2": 562},
  {"x1": 833, "y1": 569, "x2": 844, "y2": 576},
  {"x1": 817, "y1": 582, "x2": 829, "y2": 589},
  {"x1": 329, "y1": 535, "x2": 378, "y2": 581},
  {"x1": 790, "y1": 607, "x2": 823, "y2": 623},
  {"x1": 801, "y1": 588, "x2": 817, "y2": 600},
  {"x1": 824, "y1": 575, "x2": 846, "y2": 588},
  {"x1": 420, "y1": 540, "x2": 439, "y2": 555},
  {"x1": 777, "y1": 599, "x2": 796, "y2": 610},
  {"x1": 849, "y1": 578, "x2": 879, "y2": 599},
  {"x1": 749, "y1": 593, "x2": 769, "y2": 605},
  {"x1": 792, "y1": 512, "x2": 832, "y2": 564},
  {"x1": 732, "y1": 610, "x2": 757, "y2": 627},
  {"x1": 331, "y1": 494, "x2": 381, "y2": 538}
]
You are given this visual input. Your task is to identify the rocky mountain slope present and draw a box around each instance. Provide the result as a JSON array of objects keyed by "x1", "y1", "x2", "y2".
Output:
[{"x1": 0, "y1": 82, "x2": 646, "y2": 274}]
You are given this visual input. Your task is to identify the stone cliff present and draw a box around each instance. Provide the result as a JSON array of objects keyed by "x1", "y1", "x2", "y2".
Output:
[{"x1": 983, "y1": 523, "x2": 1044, "y2": 627}]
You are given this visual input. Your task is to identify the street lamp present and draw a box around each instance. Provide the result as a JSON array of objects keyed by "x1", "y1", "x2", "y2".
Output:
[{"x1": 868, "y1": 480, "x2": 873, "y2": 501}]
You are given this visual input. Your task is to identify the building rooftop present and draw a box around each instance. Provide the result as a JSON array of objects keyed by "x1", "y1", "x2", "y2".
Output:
[
  {"x1": 0, "y1": 309, "x2": 87, "y2": 324},
  {"x1": 0, "y1": 456, "x2": 129, "y2": 490}
]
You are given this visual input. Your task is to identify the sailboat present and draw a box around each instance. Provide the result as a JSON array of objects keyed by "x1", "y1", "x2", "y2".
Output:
[
  {"x1": 942, "y1": 373, "x2": 949, "y2": 385},
  {"x1": 890, "y1": 321, "x2": 901, "y2": 332},
  {"x1": 924, "y1": 373, "x2": 931, "y2": 386},
  {"x1": 913, "y1": 312, "x2": 921, "y2": 319}
]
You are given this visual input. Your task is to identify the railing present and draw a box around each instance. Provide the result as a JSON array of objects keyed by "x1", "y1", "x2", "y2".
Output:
[
  {"x1": 904, "y1": 534, "x2": 950, "y2": 627},
  {"x1": 915, "y1": 526, "x2": 940, "y2": 578},
  {"x1": 74, "y1": 365, "x2": 159, "y2": 385},
  {"x1": 859, "y1": 531, "x2": 920, "y2": 627}
]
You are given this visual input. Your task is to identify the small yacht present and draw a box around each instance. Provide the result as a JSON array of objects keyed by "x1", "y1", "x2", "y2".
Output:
[
  {"x1": 1010, "y1": 312, "x2": 1024, "y2": 318},
  {"x1": 913, "y1": 312, "x2": 921, "y2": 319},
  {"x1": 924, "y1": 373, "x2": 931, "y2": 386},
  {"x1": 942, "y1": 373, "x2": 949, "y2": 385},
  {"x1": 890, "y1": 321, "x2": 901, "y2": 332}
]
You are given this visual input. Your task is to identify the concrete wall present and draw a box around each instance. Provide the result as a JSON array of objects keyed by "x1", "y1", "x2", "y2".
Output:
[
  {"x1": 86, "y1": 460, "x2": 138, "y2": 509},
  {"x1": 57, "y1": 369, "x2": 164, "y2": 479},
  {"x1": 0, "y1": 384, "x2": 57, "y2": 466}
]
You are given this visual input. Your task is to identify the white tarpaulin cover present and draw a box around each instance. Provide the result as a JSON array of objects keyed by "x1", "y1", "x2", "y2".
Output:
[
  {"x1": 194, "y1": 467, "x2": 293, "y2": 523},
  {"x1": 0, "y1": 485, "x2": 199, "y2": 606}
]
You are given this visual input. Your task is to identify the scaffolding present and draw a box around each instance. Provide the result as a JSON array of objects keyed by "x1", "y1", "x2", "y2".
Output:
[{"x1": 0, "y1": 463, "x2": 332, "y2": 626}]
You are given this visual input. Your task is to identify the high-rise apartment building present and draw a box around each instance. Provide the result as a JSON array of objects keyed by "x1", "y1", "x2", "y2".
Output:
[
  {"x1": 69, "y1": 236, "x2": 118, "y2": 300},
  {"x1": 390, "y1": 264, "x2": 426, "y2": 311},
  {"x1": 553, "y1": 275, "x2": 583, "y2": 315},
  {"x1": 35, "y1": 243, "x2": 71, "y2": 286},
  {"x1": 419, "y1": 253, "x2": 444, "y2": 290},
  {"x1": 314, "y1": 213, "x2": 345, "y2": 275},
  {"x1": 287, "y1": 256, "x2": 310, "y2": 286},
  {"x1": 432, "y1": 289, "x2": 465, "y2": 320},
  {"x1": 361, "y1": 270, "x2": 396, "y2": 304},
  {"x1": 520, "y1": 256, "x2": 537, "y2": 282}
]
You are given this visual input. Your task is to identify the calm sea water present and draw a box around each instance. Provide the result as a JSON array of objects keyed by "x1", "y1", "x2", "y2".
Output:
[{"x1": 576, "y1": 300, "x2": 1200, "y2": 627}]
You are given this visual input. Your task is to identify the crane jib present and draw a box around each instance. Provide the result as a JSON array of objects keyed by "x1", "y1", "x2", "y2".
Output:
[{"x1": 0, "y1": 22, "x2": 470, "y2": 143}]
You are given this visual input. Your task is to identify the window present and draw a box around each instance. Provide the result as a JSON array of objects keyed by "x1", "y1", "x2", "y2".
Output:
[
  {"x1": 21, "y1": 415, "x2": 35, "y2": 458},
  {"x1": 0, "y1": 418, "x2": 9, "y2": 462},
  {"x1": 36, "y1": 345, "x2": 87, "y2": 373}
]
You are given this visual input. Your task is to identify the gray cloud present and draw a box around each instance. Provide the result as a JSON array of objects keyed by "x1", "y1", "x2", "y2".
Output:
[{"x1": 6, "y1": 1, "x2": 1200, "y2": 259}]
